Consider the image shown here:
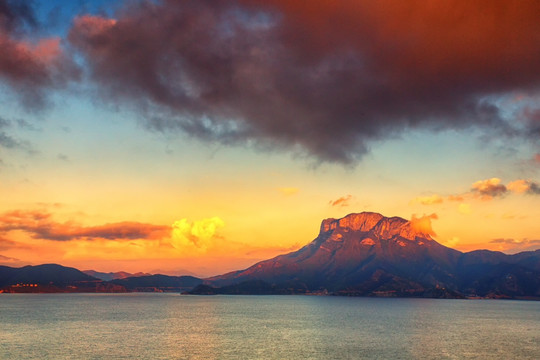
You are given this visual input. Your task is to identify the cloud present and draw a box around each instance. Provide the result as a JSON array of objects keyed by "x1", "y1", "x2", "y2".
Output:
[
  {"x1": 507, "y1": 179, "x2": 540, "y2": 195},
  {"x1": 0, "y1": 0, "x2": 37, "y2": 31},
  {"x1": 0, "y1": 0, "x2": 78, "y2": 108},
  {"x1": 0, "y1": 209, "x2": 232, "y2": 261},
  {"x1": 0, "y1": 210, "x2": 169, "y2": 241},
  {"x1": 409, "y1": 213, "x2": 438, "y2": 238},
  {"x1": 0, "y1": 253, "x2": 24, "y2": 266},
  {"x1": 278, "y1": 187, "x2": 299, "y2": 196},
  {"x1": 0, "y1": 116, "x2": 19, "y2": 149},
  {"x1": 67, "y1": 0, "x2": 540, "y2": 164},
  {"x1": 490, "y1": 238, "x2": 540, "y2": 245},
  {"x1": 57, "y1": 153, "x2": 69, "y2": 162},
  {"x1": 171, "y1": 217, "x2": 225, "y2": 252},
  {"x1": 414, "y1": 178, "x2": 540, "y2": 213},
  {"x1": 329, "y1": 195, "x2": 353, "y2": 207},
  {"x1": 441, "y1": 236, "x2": 460, "y2": 248},
  {"x1": 412, "y1": 194, "x2": 443, "y2": 206},
  {"x1": 535, "y1": 154, "x2": 540, "y2": 164},
  {"x1": 0, "y1": 116, "x2": 37, "y2": 159},
  {"x1": 489, "y1": 238, "x2": 540, "y2": 253},
  {"x1": 471, "y1": 178, "x2": 508, "y2": 200}
]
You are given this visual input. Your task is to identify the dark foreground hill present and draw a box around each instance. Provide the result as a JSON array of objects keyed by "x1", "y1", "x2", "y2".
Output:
[{"x1": 201, "y1": 212, "x2": 540, "y2": 299}]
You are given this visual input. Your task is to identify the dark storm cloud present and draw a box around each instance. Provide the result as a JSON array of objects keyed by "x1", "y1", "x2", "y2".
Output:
[
  {"x1": 68, "y1": 0, "x2": 540, "y2": 163},
  {"x1": 0, "y1": 0, "x2": 37, "y2": 31},
  {"x1": 0, "y1": 0, "x2": 78, "y2": 109}
]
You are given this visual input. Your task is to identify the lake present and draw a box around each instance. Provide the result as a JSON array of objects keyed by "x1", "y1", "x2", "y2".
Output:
[{"x1": 0, "y1": 294, "x2": 539, "y2": 359}]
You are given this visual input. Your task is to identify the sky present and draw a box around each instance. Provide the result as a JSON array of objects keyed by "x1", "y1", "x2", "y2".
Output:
[{"x1": 1, "y1": 0, "x2": 539, "y2": 277}]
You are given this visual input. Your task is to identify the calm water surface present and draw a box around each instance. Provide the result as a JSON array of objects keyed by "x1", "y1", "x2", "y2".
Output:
[{"x1": 0, "y1": 294, "x2": 539, "y2": 359}]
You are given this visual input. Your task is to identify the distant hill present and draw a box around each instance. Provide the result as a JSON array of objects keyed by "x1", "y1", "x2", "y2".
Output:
[
  {"x1": 83, "y1": 270, "x2": 151, "y2": 281},
  {"x1": 204, "y1": 212, "x2": 540, "y2": 298},
  {"x1": 0, "y1": 264, "x2": 126, "y2": 293},
  {"x1": 0, "y1": 264, "x2": 202, "y2": 293}
]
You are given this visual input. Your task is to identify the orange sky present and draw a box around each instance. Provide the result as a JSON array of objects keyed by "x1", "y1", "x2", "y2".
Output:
[{"x1": 1, "y1": 0, "x2": 539, "y2": 277}]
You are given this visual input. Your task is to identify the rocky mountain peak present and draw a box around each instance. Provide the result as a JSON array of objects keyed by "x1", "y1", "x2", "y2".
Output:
[
  {"x1": 320, "y1": 212, "x2": 384, "y2": 233},
  {"x1": 319, "y1": 212, "x2": 434, "y2": 241}
]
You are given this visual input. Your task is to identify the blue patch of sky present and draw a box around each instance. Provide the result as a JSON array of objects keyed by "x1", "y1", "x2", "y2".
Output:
[{"x1": 34, "y1": 0, "x2": 122, "y2": 37}]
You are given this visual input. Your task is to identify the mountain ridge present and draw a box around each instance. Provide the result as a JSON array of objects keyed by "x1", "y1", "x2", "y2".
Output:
[
  {"x1": 203, "y1": 212, "x2": 540, "y2": 298},
  {"x1": 2, "y1": 212, "x2": 539, "y2": 298}
]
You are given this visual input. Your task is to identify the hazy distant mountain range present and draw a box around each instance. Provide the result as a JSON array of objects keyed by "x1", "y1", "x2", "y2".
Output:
[
  {"x1": 2, "y1": 212, "x2": 539, "y2": 299},
  {"x1": 82, "y1": 270, "x2": 151, "y2": 281}
]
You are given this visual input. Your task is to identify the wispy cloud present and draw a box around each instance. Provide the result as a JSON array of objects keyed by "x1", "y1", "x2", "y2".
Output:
[
  {"x1": 490, "y1": 238, "x2": 540, "y2": 245},
  {"x1": 0, "y1": 210, "x2": 169, "y2": 241},
  {"x1": 0, "y1": 253, "x2": 25, "y2": 266},
  {"x1": 329, "y1": 195, "x2": 353, "y2": 207},
  {"x1": 0, "y1": 116, "x2": 19, "y2": 149},
  {"x1": 489, "y1": 238, "x2": 540, "y2": 253},
  {"x1": 413, "y1": 177, "x2": 540, "y2": 209},
  {"x1": 412, "y1": 194, "x2": 444, "y2": 206}
]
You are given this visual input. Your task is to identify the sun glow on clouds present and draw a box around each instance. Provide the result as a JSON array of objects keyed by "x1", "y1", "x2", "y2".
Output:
[
  {"x1": 171, "y1": 217, "x2": 225, "y2": 253},
  {"x1": 471, "y1": 178, "x2": 507, "y2": 200},
  {"x1": 0, "y1": 210, "x2": 228, "y2": 263},
  {"x1": 409, "y1": 214, "x2": 438, "y2": 238},
  {"x1": 411, "y1": 177, "x2": 540, "y2": 210}
]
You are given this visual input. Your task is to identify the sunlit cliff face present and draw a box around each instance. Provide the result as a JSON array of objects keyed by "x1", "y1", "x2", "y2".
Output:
[{"x1": 319, "y1": 212, "x2": 437, "y2": 241}]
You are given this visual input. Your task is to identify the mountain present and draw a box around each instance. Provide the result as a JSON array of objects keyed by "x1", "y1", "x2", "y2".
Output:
[
  {"x1": 0, "y1": 264, "x2": 201, "y2": 293},
  {"x1": 2, "y1": 212, "x2": 539, "y2": 297},
  {"x1": 205, "y1": 212, "x2": 540, "y2": 298},
  {"x1": 111, "y1": 274, "x2": 202, "y2": 292},
  {"x1": 0, "y1": 264, "x2": 126, "y2": 293},
  {"x1": 83, "y1": 270, "x2": 151, "y2": 281}
]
